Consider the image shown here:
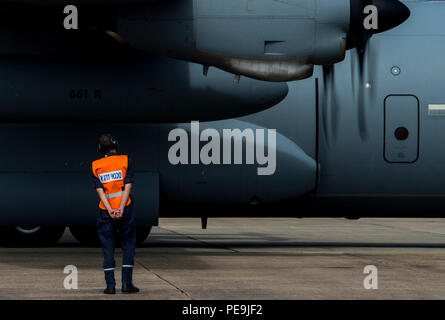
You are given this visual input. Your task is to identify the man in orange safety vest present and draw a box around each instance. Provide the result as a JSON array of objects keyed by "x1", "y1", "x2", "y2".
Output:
[{"x1": 92, "y1": 134, "x2": 139, "y2": 294}]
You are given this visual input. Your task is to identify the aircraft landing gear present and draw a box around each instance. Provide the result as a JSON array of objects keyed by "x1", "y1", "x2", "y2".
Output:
[
  {"x1": 0, "y1": 226, "x2": 65, "y2": 246},
  {"x1": 69, "y1": 226, "x2": 152, "y2": 246}
]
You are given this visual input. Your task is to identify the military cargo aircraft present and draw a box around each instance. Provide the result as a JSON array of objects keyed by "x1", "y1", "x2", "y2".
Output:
[{"x1": 0, "y1": 0, "x2": 414, "y2": 245}]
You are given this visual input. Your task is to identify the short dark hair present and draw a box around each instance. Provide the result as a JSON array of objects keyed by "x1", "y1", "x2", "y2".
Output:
[{"x1": 99, "y1": 134, "x2": 118, "y2": 154}]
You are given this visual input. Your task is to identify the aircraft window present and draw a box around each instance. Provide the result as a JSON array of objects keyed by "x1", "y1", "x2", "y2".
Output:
[{"x1": 394, "y1": 127, "x2": 409, "y2": 141}]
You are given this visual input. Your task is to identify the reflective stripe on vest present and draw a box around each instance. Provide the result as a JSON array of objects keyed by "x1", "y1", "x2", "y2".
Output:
[{"x1": 106, "y1": 191, "x2": 124, "y2": 199}]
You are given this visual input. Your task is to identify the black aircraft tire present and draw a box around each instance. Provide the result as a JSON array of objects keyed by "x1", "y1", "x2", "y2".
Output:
[
  {"x1": 136, "y1": 226, "x2": 151, "y2": 246},
  {"x1": 69, "y1": 226, "x2": 152, "y2": 246},
  {"x1": 69, "y1": 226, "x2": 100, "y2": 245},
  {"x1": 0, "y1": 226, "x2": 66, "y2": 247}
]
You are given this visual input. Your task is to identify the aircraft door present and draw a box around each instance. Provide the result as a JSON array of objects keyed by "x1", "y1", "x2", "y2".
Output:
[{"x1": 384, "y1": 95, "x2": 419, "y2": 163}]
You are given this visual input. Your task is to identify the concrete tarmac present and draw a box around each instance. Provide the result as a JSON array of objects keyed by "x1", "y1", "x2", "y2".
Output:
[{"x1": 1, "y1": 218, "x2": 445, "y2": 299}]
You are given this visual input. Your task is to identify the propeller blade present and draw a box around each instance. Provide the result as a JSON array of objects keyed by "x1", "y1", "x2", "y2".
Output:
[
  {"x1": 347, "y1": 0, "x2": 409, "y2": 141},
  {"x1": 322, "y1": 65, "x2": 340, "y2": 145}
]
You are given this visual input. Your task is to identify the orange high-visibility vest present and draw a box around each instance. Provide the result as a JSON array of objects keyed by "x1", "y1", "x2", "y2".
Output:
[{"x1": 92, "y1": 154, "x2": 132, "y2": 210}]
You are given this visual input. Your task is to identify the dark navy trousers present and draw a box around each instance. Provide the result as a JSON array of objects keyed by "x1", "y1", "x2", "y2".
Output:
[{"x1": 97, "y1": 202, "x2": 136, "y2": 287}]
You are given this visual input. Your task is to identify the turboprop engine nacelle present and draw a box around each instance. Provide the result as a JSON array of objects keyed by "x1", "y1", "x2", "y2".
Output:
[
  {"x1": 0, "y1": 56, "x2": 287, "y2": 122},
  {"x1": 117, "y1": 0, "x2": 410, "y2": 82}
]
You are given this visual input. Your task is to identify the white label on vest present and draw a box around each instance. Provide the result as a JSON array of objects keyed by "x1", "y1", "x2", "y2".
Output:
[{"x1": 98, "y1": 170, "x2": 123, "y2": 183}]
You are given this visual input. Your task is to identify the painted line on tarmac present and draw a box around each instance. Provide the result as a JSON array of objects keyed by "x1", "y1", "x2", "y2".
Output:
[{"x1": 135, "y1": 259, "x2": 194, "y2": 300}]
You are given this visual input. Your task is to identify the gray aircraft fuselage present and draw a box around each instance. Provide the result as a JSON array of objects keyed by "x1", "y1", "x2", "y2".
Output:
[
  {"x1": 243, "y1": 0, "x2": 443, "y2": 217},
  {"x1": 0, "y1": 0, "x2": 437, "y2": 229}
]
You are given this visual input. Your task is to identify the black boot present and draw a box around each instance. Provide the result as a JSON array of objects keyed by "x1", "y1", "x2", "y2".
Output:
[
  {"x1": 104, "y1": 286, "x2": 116, "y2": 294},
  {"x1": 122, "y1": 283, "x2": 140, "y2": 293},
  {"x1": 122, "y1": 266, "x2": 138, "y2": 293},
  {"x1": 104, "y1": 270, "x2": 116, "y2": 294}
]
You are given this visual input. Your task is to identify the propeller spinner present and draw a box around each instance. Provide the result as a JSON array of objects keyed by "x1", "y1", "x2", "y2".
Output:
[{"x1": 346, "y1": 0, "x2": 411, "y2": 51}]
